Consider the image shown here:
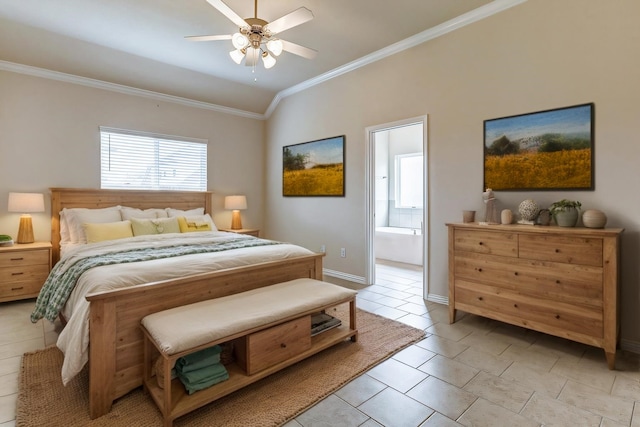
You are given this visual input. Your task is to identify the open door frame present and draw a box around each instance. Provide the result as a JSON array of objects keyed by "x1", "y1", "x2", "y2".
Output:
[{"x1": 365, "y1": 115, "x2": 429, "y2": 297}]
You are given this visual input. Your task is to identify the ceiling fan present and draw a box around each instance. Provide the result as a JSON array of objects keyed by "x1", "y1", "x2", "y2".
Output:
[{"x1": 186, "y1": 0, "x2": 317, "y2": 70}]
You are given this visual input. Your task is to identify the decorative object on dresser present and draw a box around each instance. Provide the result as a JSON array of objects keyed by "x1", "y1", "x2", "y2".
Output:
[
  {"x1": 500, "y1": 209, "x2": 513, "y2": 225},
  {"x1": 0, "y1": 242, "x2": 52, "y2": 302},
  {"x1": 481, "y1": 188, "x2": 499, "y2": 224},
  {"x1": 224, "y1": 195, "x2": 247, "y2": 230},
  {"x1": 582, "y1": 209, "x2": 607, "y2": 229},
  {"x1": 7, "y1": 192, "x2": 45, "y2": 244},
  {"x1": 447, "y1": 222, "x2": 623, "y2": 368},
  {"x1": 535, "y1": 208, "x2": 551, "y2": 226},
  {"x1": 462, "y1": 210, "x2": 475, "y2": 223},
  {"x1": 549, "y1": 199, "x2": 581, "y2": 227},
  {"x1": 517, "y1": 199, "x2": 539, "y2": 224}
]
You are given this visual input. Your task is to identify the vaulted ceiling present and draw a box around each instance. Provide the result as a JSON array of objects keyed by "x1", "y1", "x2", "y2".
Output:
[{"x1": 0, "y1": 0, "x2": 517, "y2": 115}]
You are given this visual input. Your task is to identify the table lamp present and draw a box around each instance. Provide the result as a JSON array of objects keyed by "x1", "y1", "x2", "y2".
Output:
[
  {"x1": 8, "y1": 192, "x2": 45, "y2": 244},
  {"x1": 224, "y1": 195, "x2": 247, "y2": 230}
]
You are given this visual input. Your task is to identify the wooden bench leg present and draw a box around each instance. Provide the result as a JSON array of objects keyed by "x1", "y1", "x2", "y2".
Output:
[{"x1": 350, "y1": 299, "x2": 358, "y2": 342}]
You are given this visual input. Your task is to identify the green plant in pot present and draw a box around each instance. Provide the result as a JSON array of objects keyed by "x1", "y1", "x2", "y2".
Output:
[{"x1": 549, "y1": 199, "x2": 582, "y2": 227}]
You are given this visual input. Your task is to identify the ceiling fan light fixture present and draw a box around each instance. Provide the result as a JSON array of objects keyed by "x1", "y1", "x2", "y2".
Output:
[
  {"x1": 229, "y1": 48, "x2": 245, "y2": 64},
  {"x1": 231, "y1": 32, "x2": 249, "y2": 50},
  {"x1": 262, "y1": 51, "x2": 276, "y2": 69},
  {"x1": 266, "y1": 39, "x2": 283, "y2": 56}
]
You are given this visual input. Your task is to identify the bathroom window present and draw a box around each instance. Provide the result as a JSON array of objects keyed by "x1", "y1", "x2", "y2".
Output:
[{"x1": 395, "y1": 153, "x2": 423, "y2": 208}]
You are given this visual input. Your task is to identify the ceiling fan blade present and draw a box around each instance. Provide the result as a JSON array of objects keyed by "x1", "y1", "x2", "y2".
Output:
[
  {"x1": 185, "y1": 34, "x2": 232, "y2": 42},
  {"x1": 206, "y1": 0, "x2": 249, "y2": 28},
  {"x1": 244, "y1": 47, "x2": 259, "y2": 66},
  {"x1": 281, "y1": 40, "x2": 317, "y2": 59},
  {"x1": 265, "y1": 7, "x2": 314, "y2": 34}
]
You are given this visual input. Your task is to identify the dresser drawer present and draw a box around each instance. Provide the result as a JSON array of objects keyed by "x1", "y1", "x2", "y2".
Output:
[
  {"x1": 454, "y1": 229, "x2": 517, "y2": 257},
  {"x1": 455, "y1": 281, "x2": 603, "y2": 338},
  {"x1": 0, "y1": 249, "x2": 50, "y2": 268},
  {"x1": 518, "y1": 234, "x2": 602, "y2": 266},
  {"x1": 239, "y1": 316, "x2": 311, "y2": 375},
  {"x1": 0, "y1": 264, "x2": 50, "y2": 284},
  {"x1": 454, "y1": 253, "x2": 603, "y2": 307}
]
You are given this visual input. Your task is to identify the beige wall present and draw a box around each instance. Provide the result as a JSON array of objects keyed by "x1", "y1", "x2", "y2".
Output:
[
  {"x1": 0, "y1": 71, "x2": 265, "y2": 239},
  {"x1": 265, "y1": 0, "x2": 640, "y2": 347}
]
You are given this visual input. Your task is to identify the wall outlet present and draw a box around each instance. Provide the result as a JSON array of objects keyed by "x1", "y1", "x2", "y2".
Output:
[
  {"x1": 320, "y1": 245, "x2": 326, "y2": 253},
  {"x1": 340, "y1": 248, "x2": 346, "y2": 258}
]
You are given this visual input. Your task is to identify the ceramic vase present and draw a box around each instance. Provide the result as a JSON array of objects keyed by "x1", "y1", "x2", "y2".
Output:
[
  {"x1": 554, "y1": 207, "x2": 579, "y2": 227},
  {"x1": 501, "y1": 209, "x2": 513, "y2": 225},
  {"x1": 582, "y1": 209, "x2": 607, "y2": 228}
]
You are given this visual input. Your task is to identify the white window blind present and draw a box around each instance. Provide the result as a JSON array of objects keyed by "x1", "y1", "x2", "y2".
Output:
[
  {"x1": 100, "y1": 127, "x2": 207, "y2": 191},
  {"x1": 395, "y1": 153, "x2": 423, "y2": 208}
]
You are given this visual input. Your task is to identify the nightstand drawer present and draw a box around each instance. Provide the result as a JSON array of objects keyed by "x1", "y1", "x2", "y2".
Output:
[
  {"x1": 0, "y1": 249, "x2": 50, "y2": 268},
  {"x1": 0, "y1": 277, "x2": 46, "y2": 299},
  {"x1": 0, "y1": 264, "x2": 50, "y2": 284}
]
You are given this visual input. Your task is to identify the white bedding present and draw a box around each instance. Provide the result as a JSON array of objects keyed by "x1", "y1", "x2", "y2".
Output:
[{"x1": 54, "y1": 231, "x2": 314, "y2": 385}]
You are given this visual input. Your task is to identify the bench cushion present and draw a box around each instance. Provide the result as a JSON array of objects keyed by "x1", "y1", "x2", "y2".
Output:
[{"x1": 142, "y1": 278, "x2": 357, "y2": 355}]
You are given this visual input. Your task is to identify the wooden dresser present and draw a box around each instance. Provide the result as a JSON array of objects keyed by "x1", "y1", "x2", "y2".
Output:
[{"x1": 447, "y1": 223, "x2": 623, "y2": 368}]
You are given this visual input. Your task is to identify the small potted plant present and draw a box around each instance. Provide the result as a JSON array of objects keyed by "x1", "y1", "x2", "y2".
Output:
[{"x1": 549, "y1": 199, "x2": 582, "y2": 227}]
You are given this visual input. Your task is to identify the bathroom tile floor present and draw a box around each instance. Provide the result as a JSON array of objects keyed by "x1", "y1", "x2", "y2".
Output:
[{"x1": 2, "y1": 259, "x2": 640, "y2": 426}]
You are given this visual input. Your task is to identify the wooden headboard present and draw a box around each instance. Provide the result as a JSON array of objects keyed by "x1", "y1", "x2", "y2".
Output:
[{"x1": 50, "y1": 188, "x2": 213, "y2": 264}]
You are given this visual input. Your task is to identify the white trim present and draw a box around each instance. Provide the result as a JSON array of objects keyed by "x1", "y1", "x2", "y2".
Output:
[
  {"x1": 99, "y1": 126, "x2": 208, "y2": 144},
  {"x1": 0, "y1": 60, "x2": 265, "y2": 121},
  {"x1": 265, "y1": 0, "x2": 527, "y2": 117},
  {"x1": 322, "y1": 269, "x2": 366, "y2": 285},
  {"x1": 426, "y1": 294, "x2": 448, "y2": 306}
]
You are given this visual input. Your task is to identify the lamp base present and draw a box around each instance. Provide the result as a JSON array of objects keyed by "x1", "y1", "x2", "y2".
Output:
[
  {"x1": 230, "y1": 210, "x2": 243, "y2": 230},
  {"x1": 16, "y1": 215, "x2": 35, "y2": 244}
]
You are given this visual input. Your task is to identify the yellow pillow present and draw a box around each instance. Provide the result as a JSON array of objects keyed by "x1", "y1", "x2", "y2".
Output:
[
  {"x1": 178, "y1": 216, "x2": 212, "y2": 233},
  {"x1": 83, "y1": 221, "x2": 133, "y2": 243},
  {"x1": 130, "y1": 217, "x2": 181, "y2": 236}
]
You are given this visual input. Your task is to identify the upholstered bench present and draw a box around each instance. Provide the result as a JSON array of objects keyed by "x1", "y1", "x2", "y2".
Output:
[{"x1": 140, "y1": 278, "x2": 358, "y2": 427}]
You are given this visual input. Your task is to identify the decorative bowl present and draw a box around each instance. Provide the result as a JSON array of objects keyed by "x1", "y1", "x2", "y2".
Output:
[{"x1": 582, "y1": 209, "x2": 607, "y2": 229}]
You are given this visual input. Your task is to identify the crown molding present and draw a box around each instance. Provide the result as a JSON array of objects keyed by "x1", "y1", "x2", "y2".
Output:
[
  {"x1": 264, "y1": 0, "x2": 527, "y2": 117},
  {"x1": 0, "y1": 60, "x2": 266, "y2": 120}
]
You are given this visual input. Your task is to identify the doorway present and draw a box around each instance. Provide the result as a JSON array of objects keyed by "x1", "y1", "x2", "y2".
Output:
[{"x1": 365, "y1": 116, "x2": 428, "y2": 297}]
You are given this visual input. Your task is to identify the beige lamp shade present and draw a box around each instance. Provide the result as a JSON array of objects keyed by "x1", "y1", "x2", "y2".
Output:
[
  {"x1": 8, "y1": 192, "x2": 45, "y2": 244},
  {"x1": 224, "y1": 195, "x2": 247, "y2": 230}
]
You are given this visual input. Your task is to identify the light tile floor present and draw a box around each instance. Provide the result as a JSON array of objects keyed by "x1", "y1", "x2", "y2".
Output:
[{"x1": 2, "y1": 259, "x2": 640, "y2": 426}]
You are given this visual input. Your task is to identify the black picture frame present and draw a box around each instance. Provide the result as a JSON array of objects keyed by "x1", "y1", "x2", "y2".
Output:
[
  {"x1": 483, "y1": 103, "x2": 594, "y2": 191},
  {"x1": 283, "y1": 135, "x2": 345, "y2": 197}
]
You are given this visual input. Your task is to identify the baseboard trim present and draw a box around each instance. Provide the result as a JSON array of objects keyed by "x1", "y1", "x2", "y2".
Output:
[
  {"x1": 322, "y1": 269, "x2": 366, "y2": 285},
  {"x1": 620, "y1": 339, "x2": 640, "y2": 355},
  {"x1": 426, "y1": 294, "x2": 448, "y2": 305}
]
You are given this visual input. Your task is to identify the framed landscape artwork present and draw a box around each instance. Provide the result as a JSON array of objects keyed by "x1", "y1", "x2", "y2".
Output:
[
  {"x1": 483, "y1": 103, "x2": 594, "y2": 191},
  {"x1": 283, "y1": 135, "x2": 345, "y2": 197}
]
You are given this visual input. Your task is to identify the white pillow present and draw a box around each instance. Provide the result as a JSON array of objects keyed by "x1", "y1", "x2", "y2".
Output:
[
  {"x1": 121, "y1": 207, "x2": 169, "y2": 220},
  {"x1": 63, "y1": 206, "x2": 122, "y2": 244},
  {"x1": 166, "y1": 207, "x2": 205, "y2": 217},
  {"x1": 59, "y1": 211, "x2": 71, "y2": 245}
]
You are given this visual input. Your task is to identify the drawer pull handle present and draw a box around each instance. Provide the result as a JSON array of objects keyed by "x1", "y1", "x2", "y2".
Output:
[
  {"x1": 477, "y1": 268, "x2": 483, "y2": 272},
  {"x1": 555, "y1": 314, "x2": 560, "y2": 319},
  {"x1": 11, "y1": 272, "x2": 24, "y2": 276},
  {"x1": 11, "y1": 286, "x2": 24, "y2": 291},
  {"x1": 280, "y1": 343, "x2": 287, "y2": 349},
  {"x1": 514, "y1": 272, "x2": 518, "y2": 276},
  {"x1": 514, "y1": 304, "x2": 518, "y2": 308},
  {"x1": 478, "y1": 242, "x2": 484, "y2": 245},
  {"x1": 556, "y1": 280, "x2": 561, "y2": 284},
  {"x1": 555, "y1": 249, "x2": 560, "y2": 253},
  {"x1": 10, "y1": 257, "x2": 24, "y2": 261},
  {"x1": 478, "y1": 296, "x2": 483, "y2": 301}
]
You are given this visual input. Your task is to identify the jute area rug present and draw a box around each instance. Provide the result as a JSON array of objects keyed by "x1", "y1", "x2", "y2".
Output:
[{"x1": 17, "y1": 307, "x2": 424, "y2": 427}]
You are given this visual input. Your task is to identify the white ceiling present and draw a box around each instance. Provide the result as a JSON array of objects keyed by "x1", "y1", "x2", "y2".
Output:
[{"x1": 0, "y1": 0, "x2": 506, "y2": 115}]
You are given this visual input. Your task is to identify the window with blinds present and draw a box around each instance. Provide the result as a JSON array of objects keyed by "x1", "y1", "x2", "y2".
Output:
[{"x1": 100, "y1": 127, "x2": 207, "y2": 191}]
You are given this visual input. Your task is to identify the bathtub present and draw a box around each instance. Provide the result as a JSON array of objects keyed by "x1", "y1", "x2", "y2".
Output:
[{"x1": 375, "y1": 226, "x2": 423, "y2": 266}]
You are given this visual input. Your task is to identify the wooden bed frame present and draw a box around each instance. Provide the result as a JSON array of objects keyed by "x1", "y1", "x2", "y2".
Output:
[{"x1": 49, "y1": 188, "x2": 324, "y2": 419}]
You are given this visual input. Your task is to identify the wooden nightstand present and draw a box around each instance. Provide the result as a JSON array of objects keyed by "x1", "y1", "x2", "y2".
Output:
[
  {"x1": 219, "y1": 228, "x2": 260, "y2": 237},
  {"x1": 0, "y1": 242, "x2": 52, "y2": 303}
]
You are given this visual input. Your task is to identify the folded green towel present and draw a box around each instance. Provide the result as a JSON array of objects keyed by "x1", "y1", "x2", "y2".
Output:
[
  {"x1": 175, "y1": 345, "x2": 222, "y2": 373},
  {"x1": 178, "y1": 363, "x2": 229, "y2": 395}
]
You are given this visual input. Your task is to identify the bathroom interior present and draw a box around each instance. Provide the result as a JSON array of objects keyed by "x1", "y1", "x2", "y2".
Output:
[{"x1": 374, "y1": 123, "x2": 424, "y2": 283}]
